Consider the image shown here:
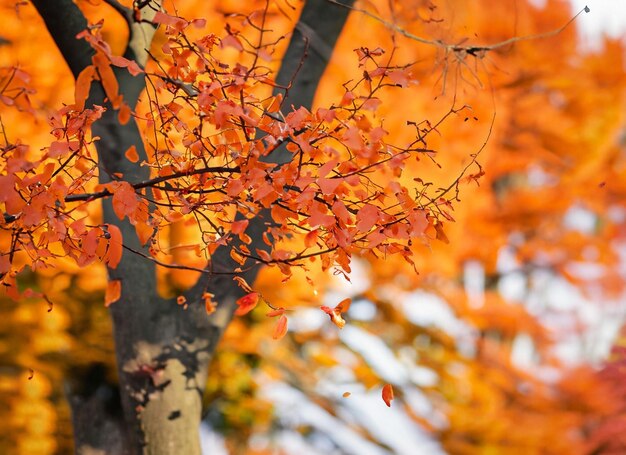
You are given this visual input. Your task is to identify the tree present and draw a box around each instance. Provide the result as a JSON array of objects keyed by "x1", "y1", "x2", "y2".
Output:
[
  {"x1": 2, "y1": 0, "x2": 626, "y2": 454},
  {"x1": 1, "y1": 0, "x2": 468, "y2": 452}
]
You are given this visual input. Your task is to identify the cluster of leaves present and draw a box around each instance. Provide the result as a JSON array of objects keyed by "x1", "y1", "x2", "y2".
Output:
[{"x1": 0, "y1": 3, "x2": 474, "y2": 322}]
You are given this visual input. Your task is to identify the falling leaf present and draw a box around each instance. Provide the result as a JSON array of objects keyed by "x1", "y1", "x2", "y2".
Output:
[
  {"x1": 343, "y1": 392, "x2": 351, "y2": 398},
  {"x1": 320, "y1": 298, "x2": 351, "y2": 329},
  {"x1": 382, "y1": 384, "x2": 394, "y2": 407}
]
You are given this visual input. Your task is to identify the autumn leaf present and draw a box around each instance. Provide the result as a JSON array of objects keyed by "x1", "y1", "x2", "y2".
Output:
[
  {"x1": 153, "y1": 11, "x2": 188, "y2": 31},
  {"x1": 221, "y1": 34, "x2": 243, "y2": 51},
  {"x1": 272, "y1": 315, "x2": 288, "y2": 340},
  {"x1": 105, "y1": 280, "x2": 122, "y2": 307},
  {"x1": 103, "y1": 223, "x2": 123, "y2": 269},
  {"x1": 203, "y1": 292, "x2": 216, "y2": 314},
  {"x1": 266, "y1": 308, "x2": 285, "y2": 317},
  {"x1": 356, "y1": 204, "x2": 380, "y2": 232},
  {"x1": 74, "y1": 65, "x2": 95, "y2": 110},
  {"x1": 118, "y1": 103, "x2": 132, "y2": 125},
  {"x1": 235, "y1": 292, "x2": 259, "y2": 316},
  {"x1": 320, "y1": 298, "x2": 351, "y2": 329},
  {"x1": 382, "y1": 384, "x2": 394, "y2": 407},
  {"x1": 109, "y1": 55, "x2": 144, "y2": 76},
  {"x1": 124, "y1": 145, "x2": 139, "y2": 163},
  {"x1": 109, "y1": 181, "x2": 139, "y2": 221}
]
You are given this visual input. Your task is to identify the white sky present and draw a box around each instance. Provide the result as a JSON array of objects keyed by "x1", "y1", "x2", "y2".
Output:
[
  {"x1": 530, "y1": 0, "x2": 626, "y2": 49},
  {"x1": 570, "y1": 0, "x2": 626, "y2": 49}
]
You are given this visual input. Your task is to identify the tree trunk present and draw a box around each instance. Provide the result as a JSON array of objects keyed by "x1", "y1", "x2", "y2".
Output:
[{"x1": 31, "y1": 0, "x2": 354, "y2": 453}]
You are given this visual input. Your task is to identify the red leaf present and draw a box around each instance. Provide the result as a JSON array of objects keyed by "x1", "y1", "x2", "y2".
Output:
[
  {"x1": 153, "y1": 11, "x2": 188, "y2": 30},
  {"x1": 235, "y1": 292, "x2": 259, "y2": 316},
  {"x1": 49, "y1": 141, "x2": 70, "y2": 158},
  {"x1": 382, "y1": 384, "x2": 394, "y2": 407},
  {"x1": 272, "y1": 315, "x2": 288, "y2": 340},
  {"x1": 356, "y1": 204, "x2": 380, "y2": 232},
  {"x1": 388, "y1": 69, "x2": 410, "y2": 87},
  {"x1": 317, "y1": 177, "x2": 342, "y2": 195},
  {"x1": 0, "y1": 255, "x2": 11, "y2": 275},
  {"x1": 308, "y1": 201, "x2": 335, "y2": 228}
]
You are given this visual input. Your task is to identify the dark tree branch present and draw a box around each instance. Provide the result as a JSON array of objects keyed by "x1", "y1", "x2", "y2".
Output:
[{"x1": 31, "y1": 0, "x2": 93, "y2": 79}]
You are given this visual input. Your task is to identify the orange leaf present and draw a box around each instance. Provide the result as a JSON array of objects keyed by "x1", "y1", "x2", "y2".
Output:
[
  {"x1": 109, "y1": 181, "x2": 139, "y2": 220},
  {"x1": 135, "y1": 221, "x2": 153, "y2": 246},
  {"x1": 304, "y1": 229, "x2": 319, "y2": 248},
  {"x1": 356, "y1": 204, "x2": 380, "y2": 232},
  {"x1": 153, "y1": 11, "x2": 188, "y2": 30},
  {"x1": 118, "y1": 103, "x2": 132, "y2": 125},
  {"x1": 235, "y1": 292, "x2": 259, "y2": 316},
  {"x1": 93, "y1": 52, "x2": 121, "y2": 108},
  {"x1": 233, "y1": 276, "x2": 253, "y2": 293},
  {"x1": 382, "y1": 384, "x2": 394, "y2": 407},
  {"x1": 103, "y1": 223, "x2": 123, "y2": 269},
  {"x1": 320, "y1": 301, "x2": 349, "y2": 329},
  {"x1": 335, "y1": 298, "x2": 352, "y2": 314},
  {"x1": 75, "y1": 65, "x2": 95, "y2": 110},
  {"x1": 343, "y1": 392, "x2": 351, "y2": 398},
  {"x1": 272, "y1": 315, "x2": 288, "y2": 340},
  {"x1": 203, "y1": 292, "x2": 216, "y2": 315},
  {"x1": 266, "y1": 307, "x2": 285, "y2": 317},
  {"x1": 221, "y1": 34, "x2": 243, "y2": 51},
  {"x1": 105, "y1": 280, "x2": 121, "y2": 307},
  {"x1": 110, "y1": 55, "x2": 144, "y2": 76},
  {"x1": 231, "y1": 219, "x2": 249, "y2": 235},
  {"x1": 434, "y1": 222, "x2": 449, "y2": 244},
  {"x1": 124, "y1": 145, "x2": 139, "y2": 163}
]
